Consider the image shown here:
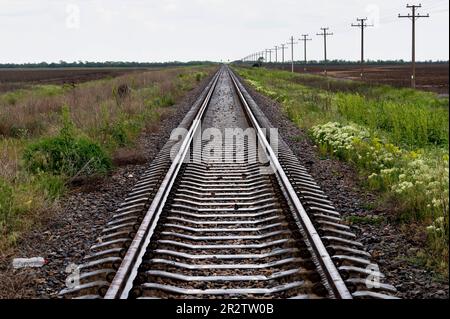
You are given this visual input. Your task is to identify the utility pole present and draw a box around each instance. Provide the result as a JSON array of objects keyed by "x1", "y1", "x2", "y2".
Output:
[
  {"x1": 268, "y1": 49, "x2": 273, "y2": 63},
  {"x1": 280, "y1": 44, "x2": 288, "y2": 64},
  {"x1": 288, "y1": 36, "x2": 298, "y2": 73},
  {"x1": 351, "y1": 18, "x2": 373, "y2": 78},
  {"x1": 316, "y1": 27, "x2": 333, "y2": 76},
  {"x1": 274, "y1": 46, "x2": 279, "y2": 63},
  {"x1": 299, "y1": 34, "x2": 312, "y2": 71},
  {"x1": 399, "y1": 4, "x2": 429, "y2": 89}
]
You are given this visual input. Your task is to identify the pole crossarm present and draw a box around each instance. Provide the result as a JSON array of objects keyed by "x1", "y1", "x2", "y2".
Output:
[{"x1": 399, "y1": 4, "x2": 430, "y2": 19}]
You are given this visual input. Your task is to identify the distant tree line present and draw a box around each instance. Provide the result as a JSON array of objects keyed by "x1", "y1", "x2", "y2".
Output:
[{"x1": 0, "y1": 61, "x2": 218, "y2": 69}]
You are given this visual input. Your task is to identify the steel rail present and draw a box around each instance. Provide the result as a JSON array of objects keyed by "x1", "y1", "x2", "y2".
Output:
[
  {"x1": 227, "y1": 68, "x2": 352, "y2": 299},
  {"x1": 58, "y1": 66, "x2": 398, "y2": 300},
  {"x1": 104, "y1": 65, "x2": 351, "y2": 299},
  {"x1": 103, "y1": 68, "x2": 222, "y2": 299}
]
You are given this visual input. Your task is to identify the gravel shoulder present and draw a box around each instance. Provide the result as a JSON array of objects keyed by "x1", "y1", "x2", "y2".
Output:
[
  {"x1": 238, "y1": 75, "x2": 449, "y2": 299},
  {"x1": 0, "y1": 74, "x2": 214, "y2": 299}
]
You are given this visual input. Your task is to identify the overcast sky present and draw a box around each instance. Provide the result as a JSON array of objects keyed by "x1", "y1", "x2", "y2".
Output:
[{"x1": 0, "y1": 0, "x2": 448, "y2": 63}]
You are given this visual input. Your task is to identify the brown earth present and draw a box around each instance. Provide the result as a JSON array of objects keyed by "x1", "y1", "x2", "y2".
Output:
[
  {"x1": 269, "y1": 63, "x2": 449, "y2": 94},
  {"x1": 0, "y1": 68, "x2": 148, "y2": 92}
]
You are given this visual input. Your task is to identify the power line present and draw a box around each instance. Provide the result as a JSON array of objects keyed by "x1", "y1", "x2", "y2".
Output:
[
  {"x1": 399, "y1": 3, "x2": 430, "y2": 88},
  {"x1": 316, "y1": 27, "x2": 333, "y2": 75},
  {"x1": 288, "y1": 36, "x2": 298, "y2": 72},
  {"x1": 299, "y1": 34, "x2": 312, "y2": 70},
  {"x1": 351, "y1": 17, "x2": 373, "y2": 77},
  {"x1": 267, "y1": 48, "x2": 274, "y2": 63},
  {"x1": 280, "y1": 44, "x2": 288, "y2": 64},
  {"x1": 274, "y1": 45, "x2": 279, "y2": 63}
]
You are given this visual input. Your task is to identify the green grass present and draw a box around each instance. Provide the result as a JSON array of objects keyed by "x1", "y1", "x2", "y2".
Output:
[
  {"x1": 236, "y1": 67, "x2": 448, "y2": 149},
  {"x1": 0, "y1": 85, "x2": 66, "y2": 106},
  {"x1": 0, "y1": 167, "x2": 67, "y2": 249},
  {"x1": 345, "y1": 215, "x2": 386, "y2": 225},
  {"x1": 23, "y1": 106, "x2": 112, "y2": 177},
  {"x1": 235, "y1": 66, "x2": 449, "y2": 275}
]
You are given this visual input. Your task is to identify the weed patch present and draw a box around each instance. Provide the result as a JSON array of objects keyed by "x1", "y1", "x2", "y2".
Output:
[{"x1": 23, "y1": 106, "x2": 111, "y2": 177}]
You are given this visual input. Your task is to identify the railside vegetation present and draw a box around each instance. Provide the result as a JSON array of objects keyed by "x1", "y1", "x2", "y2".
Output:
[
  {"x1": 235, "y1": 66, "x2": 449, "y2": 274},
  {"x1": 0, "y1": 66, "x2": 214, "y2": 251}
]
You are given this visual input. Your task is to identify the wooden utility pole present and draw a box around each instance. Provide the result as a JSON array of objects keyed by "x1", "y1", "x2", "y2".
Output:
[
  {"x1": 299, "y1": 34, "x2": 312, "y2": 71},
  {"x1": 274, "y1": 45, "x2": 279, "y2": 63},
  {"x1": 316, "y1": 27, "x2": 333, "y2": 76},
  {"x1": 351, "y1": 17, "x2": 373, "y2": 78},
  {"x1": 280, "y1": 44, "x2": 288, "y2": 64},
  {"x1": 399, "y1": 4, "x2": 429, "y2": 88},
  {"x1": 288, "y1": 36, "x2": 298, "y2": 73}
]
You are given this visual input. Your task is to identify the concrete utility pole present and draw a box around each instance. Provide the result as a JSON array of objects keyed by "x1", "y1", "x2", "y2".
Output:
[
  {"x1": 288, "y1": 36, "x2": 298, "y2": 73},
  {"x1": 351, "y1": 18, "x2": 373, "y2": 78},
  {"x1": 274, "y1": 46, "x2": 279, "y2": 63},
  {"x1": 316, "y1": 27, "x2": 333, "y2": 75},
  {"x1": 399, "y1": 4, "x2": 430, "y2": 89},
  {"x1": 268, "y1": 49, "x2": 273, "y2": 63},
  {"x1": 299, "y1": 34, "x2": 312, "y2": 71},
  {"x1": 280, "y1": 44, "x2": 288, "y2": 64}
]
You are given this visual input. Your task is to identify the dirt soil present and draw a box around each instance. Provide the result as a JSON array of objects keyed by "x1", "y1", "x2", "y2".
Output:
[
  {"x1": 0, "y1": 68, "x2": 147, "y2": 93},
  {"x1": 0, "y1": 72, "x2": 215, "y2": 299},
  {"x1": 269, "y1": 63, "x2": 449, "y2": 95},
  {"x1": 237, "y1": 74, "x2": 449, "y2": 299}
]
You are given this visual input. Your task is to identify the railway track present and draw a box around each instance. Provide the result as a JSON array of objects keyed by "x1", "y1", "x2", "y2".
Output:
[{"x1": 60, "y1": 66, "x2": 397, "y2": 299}]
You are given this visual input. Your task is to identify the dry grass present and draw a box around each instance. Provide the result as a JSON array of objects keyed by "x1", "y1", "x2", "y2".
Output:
[
  {"x1": 0, "y1": 65, "x2": 216, "y2": 252},
  {"x1": 0, "y1": 267, "x2": 35, "y2": 299},
  {"x1": 0, "y1": 139, "x2": 22, "y2": 182},
  {"x1": 0, "y1": 67, "x2": 209, "y2": 139}
]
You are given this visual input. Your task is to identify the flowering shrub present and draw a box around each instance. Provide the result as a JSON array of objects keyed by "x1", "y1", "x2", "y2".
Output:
[
  {"x1": 311, "y1": 122, "x2": 449, "y2": 259},
  {"x1": 310, "y1": 122, "x2": 369, "y2": 156},
  {"x1": 310, "y1": 122, "x2": 402, "y2": 173}
]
